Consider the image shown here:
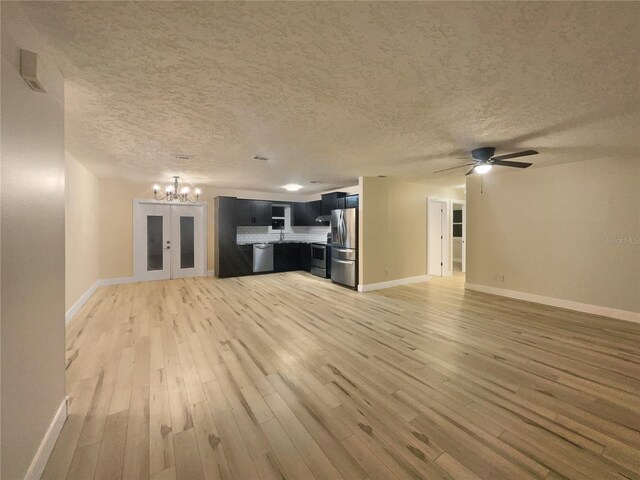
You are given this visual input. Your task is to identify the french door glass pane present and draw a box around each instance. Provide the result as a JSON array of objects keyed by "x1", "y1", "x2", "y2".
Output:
[
  {"x1": 180, "y1": 216, "x2": 195, "y2": 269},
  {"x1": 147, "y1": 215, "x2": 163, "y2": 271}
]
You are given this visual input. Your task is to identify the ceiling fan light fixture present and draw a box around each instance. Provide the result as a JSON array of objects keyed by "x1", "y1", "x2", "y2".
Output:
[{"x1": 474, "y1": 164, "x2": 492, "y2": 174}]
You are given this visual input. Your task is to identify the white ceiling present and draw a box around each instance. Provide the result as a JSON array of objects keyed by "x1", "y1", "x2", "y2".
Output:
[{"x1": 23, "y1": 1, "x2": 640, "y2": 192}]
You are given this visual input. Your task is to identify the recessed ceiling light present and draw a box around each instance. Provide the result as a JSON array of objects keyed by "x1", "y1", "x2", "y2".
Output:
[
  {"x1": 283, "y1": 184, "x2": 303, "y2": 191},
  {"x1": 253, "y1": 155, "x2": 269, "y2": 161}
]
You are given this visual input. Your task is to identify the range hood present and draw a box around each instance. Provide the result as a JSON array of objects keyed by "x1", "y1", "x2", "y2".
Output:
[{"x1": 315, "y1": 215, "x2": 332, "y2": 223}]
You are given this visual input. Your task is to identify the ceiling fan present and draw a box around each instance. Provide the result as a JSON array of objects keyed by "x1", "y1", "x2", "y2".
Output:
[{"x1": 434, "y1": 147, "x2": 538, "y2": 175}]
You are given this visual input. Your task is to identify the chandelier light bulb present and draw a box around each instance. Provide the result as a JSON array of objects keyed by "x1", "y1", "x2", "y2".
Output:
[{"x1": 154, "y1": 176, "x2": 200, "y2": 203}]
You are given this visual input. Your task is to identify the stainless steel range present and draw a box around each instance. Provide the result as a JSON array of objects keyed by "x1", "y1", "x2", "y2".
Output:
[{"x1": 310, "y1": 233, "x2": 331, "y2": 278}]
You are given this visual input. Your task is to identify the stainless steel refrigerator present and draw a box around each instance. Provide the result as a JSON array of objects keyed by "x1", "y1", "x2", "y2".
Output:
[{"x1": 330, "y1": 208, "x2": 357, "y2": 289}]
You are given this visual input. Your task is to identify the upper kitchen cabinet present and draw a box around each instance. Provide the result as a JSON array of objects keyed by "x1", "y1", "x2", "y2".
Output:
[
  {"x1": 291, "y1": 202, "x2": 307, "y2": 227},
  {"x1": 308, "y1": 200, "x2": 327, "y2": 225},
  {"x1": 292, "y1": 200, "x2": 327, "y2": 226},
  {"x1": 236, "y1": 199, "x2": 252, "y2": 225},
  {"x1": 236, "y1": 199, "x2": 272, "y2": 226},
  {"x1": 321, "y1": 192, "x2": 347, "y2": 215},
  {"x1": 252, "y1": 200, "x2": 272, "y2": 226},
  {"x1": 345, "y1": 194, "x2": 359, "y2": 209}
]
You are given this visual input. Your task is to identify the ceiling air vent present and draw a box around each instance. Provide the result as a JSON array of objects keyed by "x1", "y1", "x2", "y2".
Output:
[{"x1": 175, "y1": 155, "x2": 191, "y2": 161}]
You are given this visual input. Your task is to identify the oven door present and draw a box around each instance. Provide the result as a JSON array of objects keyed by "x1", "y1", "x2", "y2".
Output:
[{"x1": 311, "y1": 244, "x2": 326, "y2": 268}]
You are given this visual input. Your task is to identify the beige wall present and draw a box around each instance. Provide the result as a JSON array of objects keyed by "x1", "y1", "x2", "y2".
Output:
[
  {"x1": 66, "y1": 153, "x2": 100, "y2": 310},
  {"x1": 466, "y1": 158, "x2": 640, "y2": 313},
  {"x1": 1, "y1": 3, "x2": 66, "y2": 477},
  {"x1": 360, "y1": 176, "x2": 464, "y2": 285},
  {"x1": 97, "y1": 179, "x2": 355, "y2": 279}
]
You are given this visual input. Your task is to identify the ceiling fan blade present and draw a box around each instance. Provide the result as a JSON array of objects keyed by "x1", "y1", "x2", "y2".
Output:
[
  {"x1": 465, "y1": 167, "x2": 476, "y2": 176},
  {"x1": 491, "y1": 149, "x2": 538, "y2": 161},
  {"x1": 491, "y1": 160, "x2": 533, "y2": 168},
  {"x1": 434, "y1": 163, "x2": 476, "y2": 174}
]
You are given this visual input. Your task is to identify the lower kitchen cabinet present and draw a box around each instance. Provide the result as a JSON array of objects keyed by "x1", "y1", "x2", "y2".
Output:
[
  {"x1": 300, "y1": 244, "x2": 311, "y2": 272},
  {"x1": 274, "y1": 243, "x2": 302, "y2": 272},
  {"x1": 237, "y1": 245, "x2": 253, "y2": 276}
]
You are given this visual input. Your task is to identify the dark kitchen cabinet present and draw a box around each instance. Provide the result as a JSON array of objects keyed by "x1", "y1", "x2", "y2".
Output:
[
  {"x1": 292, "y1": 201, "x2": 327, "y2": 227},
  {"x1": 291, "y1": 202, "x2": 307, "y2": 227},
  {"x1": 345, "y1": 194, "x2": 359, "y2": 209},
  {"x1": 251, "y1": 200, "x2": 272, "y2": 226},
  {"x1": 321, "y1": 192, "x2": 346, "y2": 215},
  {"x1": 274, "y1": 243, "x2": 302, "y2": 272},
  {"x1": 308, "y1": 200, "x2": 327, "y2": 225},
  {"x1": 236, "y1": 199, "x2": 272, "y2": 226},
  {"x1": 235, "y1": 199, "x2": 252, "y2": 225},
  {"x1": 300, "y1": 244, "x2": 311, "y2": 272},
  {"x1": 237, "y1": 245, "x2": 254, "y2": 276},
  {"x1": 215, "y1": 196, "x2": 244, "y2": 278}
]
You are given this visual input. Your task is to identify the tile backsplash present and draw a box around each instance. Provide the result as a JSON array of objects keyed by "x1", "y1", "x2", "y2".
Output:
[{"x1": 237, "y1": 226, "x2": 330, "y2": 244}]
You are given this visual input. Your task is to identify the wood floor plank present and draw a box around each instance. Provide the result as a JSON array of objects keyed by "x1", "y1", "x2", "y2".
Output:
[
  {"x1": 44, "y1": 273, "x2": 640, "y2": 480},
  {"x1": 173, "y1": 428, "x2": 205, "y2": 480},
  {"x1": 94, "y1": 410, "x2": 129, "y2": 480},
  {"x1": 260, "y1": 417, "x2": 316, "y2": 480},
  {"x1": 123, "y1": 386, "x2": 150, "y2": 480}
]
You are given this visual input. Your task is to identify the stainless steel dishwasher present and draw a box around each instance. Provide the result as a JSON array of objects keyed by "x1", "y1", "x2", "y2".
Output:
[{"x1": 253, "y1": 243, "x2": 274, "y2": 273}]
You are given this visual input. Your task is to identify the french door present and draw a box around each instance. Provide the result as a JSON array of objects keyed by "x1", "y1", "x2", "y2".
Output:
[{"x1": 134, "y1": 202, "x2": 205, "y2": 281}]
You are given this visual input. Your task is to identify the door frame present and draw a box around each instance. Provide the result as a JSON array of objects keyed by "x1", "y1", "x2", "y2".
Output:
[
  {"x1": 133, "y1": 199, "x2": 207, "y2": 282},
  {"x1": 427, "y1": 197, "x2": 452, "y2": 277},
  {"x1": 452, "y1": 200, "x2": 466, "y2": 273}
]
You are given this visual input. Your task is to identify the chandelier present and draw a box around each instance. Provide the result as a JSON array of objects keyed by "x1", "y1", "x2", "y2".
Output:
[{"x1": 153, "y1": 176, "x2": 201, "y2": 203}]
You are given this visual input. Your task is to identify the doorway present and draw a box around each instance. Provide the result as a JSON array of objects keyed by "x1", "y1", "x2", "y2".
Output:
[
  {"x1": 427, "y1": 198, "x2": 450, "y2": 276},
  {"x1": 134, "y1": 201, "x2": 206, "y2": 281},
  {"x1": 452, "y1": 202, "x2": 466, "y2": 273}
]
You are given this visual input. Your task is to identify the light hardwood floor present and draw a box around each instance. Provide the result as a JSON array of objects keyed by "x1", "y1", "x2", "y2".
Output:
[{"x1": 44, "y1": 272, "x2": 640, "y2": 480}]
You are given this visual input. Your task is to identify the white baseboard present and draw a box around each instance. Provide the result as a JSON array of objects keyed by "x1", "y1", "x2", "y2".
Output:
[
  {"x1": 358, "y1": 275, "x2": 429, "y2": 292},
  {"x1": 98, "y1": 276, "x2": 137, "y2": 286},
  {"x1": 465, "y1": 283, "x2": 640, "y2": 323},
  {"x1": 65, "y1": 280, "x2": 99, "y2": 323},
  {"x1": 206, "y1": 270, "x2": 215, "y2": 276},
  {"x1": 24, "y1": 396, "x2": 68, "y2": 480}
]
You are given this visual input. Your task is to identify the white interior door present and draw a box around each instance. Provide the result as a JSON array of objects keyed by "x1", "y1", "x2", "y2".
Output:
[
  {"x1": 428, "y1": 199, "x2": 448, "y2": 276},
  {"x1": 134, "y1": 202, "x2": 206, "y2": 281},
  {"x1": 461, "y1": 204, "x2": 466, "y2": 273},
  {"x1": 135, "y1": 203, "x2": 171, "y2": 281},
  {"x1": 170, "y1": 205, "x2": 205, "y2": 278}
]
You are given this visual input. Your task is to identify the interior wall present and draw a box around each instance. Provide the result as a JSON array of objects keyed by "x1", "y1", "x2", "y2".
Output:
[
  {"x1": 65, "y1": 153, "x2": 100, "y2": 311},
  {"x1": 98, "y1": 178, "x2": 356, "y2": 279},
  {"x1": 1, "y1": 3, "x2": 66, "y2": 478},
  {"x1": 466, "y1": 158, "x2": 640, "y2": 314},
  {"x1": 360, "y1": 176, "x2": 465, "y2": 285}
]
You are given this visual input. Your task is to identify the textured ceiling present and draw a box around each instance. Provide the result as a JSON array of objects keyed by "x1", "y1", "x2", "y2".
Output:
[{"x1": 23, "y1": 1, "x2": 640, "y2": 192}]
